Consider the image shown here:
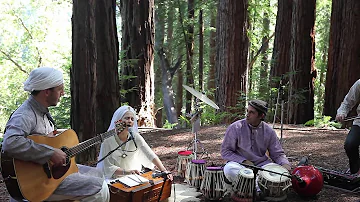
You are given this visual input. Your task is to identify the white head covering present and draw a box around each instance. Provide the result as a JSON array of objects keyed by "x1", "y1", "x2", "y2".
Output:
[
  {"x1": 23, "y1": 67, "x2": 64, "y2": 92},
  {"x1": 108, "y1": 105, "x2": 138, "y2": 132}
]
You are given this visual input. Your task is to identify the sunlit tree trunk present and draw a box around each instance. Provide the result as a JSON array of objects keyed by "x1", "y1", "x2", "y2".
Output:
[
  {"x1": 215, "y1": 0, "x2": 249, "y2": 121},
  {"x1": 120, "y1": 0, "x2": 155, "y2": 127},
  {"x1": 324, "y1": 0, "x2": 360, "y2": 120},
  {"x1": 287, "y1": 0, "x2": 316, "y2": 124}
]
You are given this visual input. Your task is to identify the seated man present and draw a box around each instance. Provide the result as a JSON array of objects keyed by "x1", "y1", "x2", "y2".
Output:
[
  {"x1": 97, "y1": 105, "x2": 173, "y2": 181},
  {"x1": 221, "y1": 99, "x2": 291, "y2": 198},
  {"x1": 1, "y1": 67, "x2": 109, "y2": 202}
]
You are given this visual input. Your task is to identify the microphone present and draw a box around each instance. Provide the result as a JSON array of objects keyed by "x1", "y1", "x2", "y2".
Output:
[
  {"x1": 152, "y1": 171, "x2": 170, "y2": 178},
  {"x1": 128, "y1": 126, "x2": 138, "y2": 149},
  {"x1": 293, "y1": 175, "x2": 307, "y2": 188}
]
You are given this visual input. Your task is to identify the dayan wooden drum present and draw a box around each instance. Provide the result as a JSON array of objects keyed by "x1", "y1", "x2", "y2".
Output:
[
  {"x1": 185, "y1": 159, "x2": 206, "y2": 188},
  {"x1": 176, "y1": 150, "x2": 194, "y2": 178},
  {"x1": 258, "y1": 164, "x2": 291, "y2": 201},
  {"x1": 233, "y1": 167, "x2": 255, "y2": 199},
  {"x1": 200, "y1": 166, "x2": 226, "y2": 200}
]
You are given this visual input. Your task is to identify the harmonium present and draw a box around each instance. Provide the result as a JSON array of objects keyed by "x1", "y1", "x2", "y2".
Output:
[{"x1": 108, "y1": 171, "x2": 172, "y2": 202}]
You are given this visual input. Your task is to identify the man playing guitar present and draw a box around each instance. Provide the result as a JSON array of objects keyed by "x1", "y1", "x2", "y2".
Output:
[{"x1": 1, "y1": 67, "x2": 109, "y2": 202}]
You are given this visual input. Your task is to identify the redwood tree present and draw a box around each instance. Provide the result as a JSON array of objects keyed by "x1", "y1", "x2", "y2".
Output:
[
  {"x1": 269, "y1": 0, "x2": 293, "y2": 123},
  {"x1": 324, "y1": 0, "x2": 360, "y2": 119},
  {"x1": 287, "y1": 0, "x2": 316, "y2": 124},
  {"x1": 71, "y1": 0, "x2": 119, "y2": 163},
  {"x1": 215, "y1": 0, "x2": 249, "y2": 119},
  {"x1": 120, "y1": 0, "x2": 155, "y2": 127}
]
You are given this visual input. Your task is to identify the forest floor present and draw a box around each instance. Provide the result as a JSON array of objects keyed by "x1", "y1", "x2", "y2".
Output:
[{"x1": 1, "y1": 123, "x2": 360, "y2": 201}]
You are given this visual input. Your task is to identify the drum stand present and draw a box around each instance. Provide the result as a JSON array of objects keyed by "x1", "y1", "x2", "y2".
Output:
[
  {"x1": 272, "y1": 75, "x2": 285, "y2": 142},
  {"x1": 187, "y1": 100, "x2": 208, "y2": 160}
]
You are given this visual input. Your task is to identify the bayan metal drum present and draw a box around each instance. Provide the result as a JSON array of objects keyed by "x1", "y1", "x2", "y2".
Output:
[
  {"x1": 258, "y1": 164, "x2": 291, "y2": 201},
  {"x1": 200, "y1": 166, "x2": 226, "y2": 200},
  {"x1": 177, "y1": 150, "x2": 194, "y2": 178},
  {"x1": 185, "y1": 159, "x2": 206, "y2": 188}
]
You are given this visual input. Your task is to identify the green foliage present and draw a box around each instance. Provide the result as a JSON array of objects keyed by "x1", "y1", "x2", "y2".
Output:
[
  {"x1": 304, "y1": 116, "x2": 342, "y2": 129},
  {"x1": 163, "y1": 120, "x2": 178, "y2": 129},
  {"x1": 0, "y1": 0, "x2": 72, "y2": 131}
]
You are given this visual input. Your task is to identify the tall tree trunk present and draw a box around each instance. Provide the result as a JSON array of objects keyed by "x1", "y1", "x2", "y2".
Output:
[
  {"x1": 324, "y1": 0, "x2": 360, "y2": 119},
  {"x1": 120, "y1": 0, "x2": 155, "y2": 127},
  {"x1": 215, "y1": 0, "x2": 249, "y2": 121},
  {"x1": 270, "y1": 0, "x2": 293, "y2": 123},
  {"x1": 288, "y1": 0, "x2": 316, "y2": 124},
  {"x1": 71, "y1": 0, "x2": 97, "y2": 164},
  {"x1": 72, "y1": 0, "x2": 119, "y2": 163},
  {"x1": 198, "y1": 4, "x2": 204, "y2": 91},
  {"x1": 259, "y1": 12, "x2": 270, "y2": 99},
  {"x1": 185, "y1": 0, "x2": 195, "y2": 115},
  {"x1": 207, "y1": 11, "x2": 216, "y2": 100},
  {"x1": 95, "y1": 0, "x2": 120, "y2": 134},
  {"x1": 158, "y1": 48, "x2": 181, "y2": 125}
]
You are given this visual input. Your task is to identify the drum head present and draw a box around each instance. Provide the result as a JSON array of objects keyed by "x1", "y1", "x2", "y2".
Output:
[
  {"x1": 260, "y1": 164, "x2": 290, "y2": 183},
  {"x1": 206, "y1": 166, "x2": 222, "y2": 171},
  {"x1": 238, "y1": 167, "x2": 254, "y2": 178},
  {"x1": 192, "y1": 159, "x2": 206, "y2": 164},
  {"x1": 178, "y1": 150, "x2": 192, "y2": 156}
]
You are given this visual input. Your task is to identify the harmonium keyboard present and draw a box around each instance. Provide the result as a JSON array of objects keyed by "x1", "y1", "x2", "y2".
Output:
[{"x1": 108, "y1": 171, "x2": 172, "y2": 202}]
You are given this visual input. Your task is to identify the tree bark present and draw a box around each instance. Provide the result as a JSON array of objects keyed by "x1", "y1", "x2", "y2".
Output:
[
  {"x1": 158, "y1": 48, "x2": 181, "y2": 125},
  {"x1": 71, "y1": 0, "x2": 119, "y2": 163},
  {"x1": 215, "y1": 0, "x2": 249, "y2": 120},
  {"x1": 198, "y1": 8, "x2": 204, "y2": 91},
  {"x1": 120, "y1": 0, "x2": 155, "y2": 127},
  {"x1": 287, "y1": 0, "x2": 316, "y2": 124},
  {"x1": 270, "y1": 0, "x2": 293, "y2": 123},
  {"x1": 324, "y1": 0, "x2": 360, "y2": 120},
  {"x1": 185, "y1": 0, "x2": 195, "y2": 115},
  {"x1": 94, "y1": 0, "x2": 120, "y2": 134},
  {"x1": 207, "y1": 11, "x2": 216, "y2": 100}
]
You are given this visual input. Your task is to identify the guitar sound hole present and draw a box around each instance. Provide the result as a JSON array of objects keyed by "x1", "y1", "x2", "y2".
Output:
[{"x1": 52, "y1": 147, "x2": 70, "y2": 179}]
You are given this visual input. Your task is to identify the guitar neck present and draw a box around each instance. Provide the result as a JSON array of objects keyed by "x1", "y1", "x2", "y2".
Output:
[{"x1": 66, "y1": 129, "x2": 116, "y2": 157}]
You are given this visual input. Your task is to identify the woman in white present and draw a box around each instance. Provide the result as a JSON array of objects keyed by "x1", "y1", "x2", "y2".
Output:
[{"x1": 97, "y1": 105, "x2": 173, "y2": 180}]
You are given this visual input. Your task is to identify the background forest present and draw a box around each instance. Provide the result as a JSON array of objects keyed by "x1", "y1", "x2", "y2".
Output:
[{"x1": 1, "y1": 0, "x2": 359, "y2": 163}]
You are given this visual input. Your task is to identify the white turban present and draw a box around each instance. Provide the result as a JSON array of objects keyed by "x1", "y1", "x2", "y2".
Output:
[{"x1": 23, "y1": 67, "x2": 64, "y2": 92}]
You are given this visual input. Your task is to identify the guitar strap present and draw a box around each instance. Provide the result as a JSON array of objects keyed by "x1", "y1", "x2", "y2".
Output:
[{"x1": 45, "y1": 112, "x2": 57, "y2": 131}]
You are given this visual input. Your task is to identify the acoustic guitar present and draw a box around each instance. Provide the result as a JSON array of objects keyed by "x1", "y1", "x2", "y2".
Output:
[{"x1": 1, "y1": 121, "x2": 125, "y2": 202}]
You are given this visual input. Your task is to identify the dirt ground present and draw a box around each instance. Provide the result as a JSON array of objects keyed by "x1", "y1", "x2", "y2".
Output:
[{"x1": 1, "y1": 123, "x2": 360, "y2": 202}]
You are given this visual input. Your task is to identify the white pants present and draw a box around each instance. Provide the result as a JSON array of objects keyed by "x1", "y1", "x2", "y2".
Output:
[{"x1": 10, "y1": 181, "x2": 110, "y2": 202}]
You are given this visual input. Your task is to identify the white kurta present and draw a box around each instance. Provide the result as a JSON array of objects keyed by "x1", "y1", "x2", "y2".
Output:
[
  {"x1": 337, "y1": 79, "x2": 360, "y2": 127},
  {"x1": 97, "y1": 131, "x2": 157, "y2": 179}
]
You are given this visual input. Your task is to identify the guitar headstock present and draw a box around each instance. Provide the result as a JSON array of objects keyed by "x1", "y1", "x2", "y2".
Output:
[{"x1": 114, "y1": 120, "x2": 126, "y2": 134}]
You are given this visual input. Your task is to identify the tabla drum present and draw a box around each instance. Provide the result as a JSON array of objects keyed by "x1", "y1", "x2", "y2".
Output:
[
  {"x1": 258, "y1": 164, "x2": 291, "y2": 201},
  {"x1": 177, "y1": 150, "x2": 194, "y2": 178},
  {"x1": 233, "y1": 167, "x2": 255, "y2": 200},
  {"x1": 200, "y1": 166, "x2": 226, "y2": 200},
  {"x1": 185, "y1": 159, "x2": 206, "y2": 188}
]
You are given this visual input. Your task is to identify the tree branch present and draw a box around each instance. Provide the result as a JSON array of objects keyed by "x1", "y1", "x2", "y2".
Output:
[
  {"x1": 0, "y1": 50, "x2": 28, "y2": 74},
  {"x1": 249, "y1": 32, "x2": 275, "y2": 69}
]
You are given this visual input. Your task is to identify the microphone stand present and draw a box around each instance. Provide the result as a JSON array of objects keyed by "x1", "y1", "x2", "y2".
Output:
[
  {"x1": 239, "y1": 163, "x2": 293, "y2": 202},
  {"x1": 94, "y1": 138, "x2": 132, "y2": 166},
  {"x1": 156, "y1": 174, "x2": 168, "y2": 202}
]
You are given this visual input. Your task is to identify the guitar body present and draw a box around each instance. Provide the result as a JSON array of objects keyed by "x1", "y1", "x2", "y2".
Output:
[{"x1": 1, "y1": 129, "x2": 79, "y2": 202}]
